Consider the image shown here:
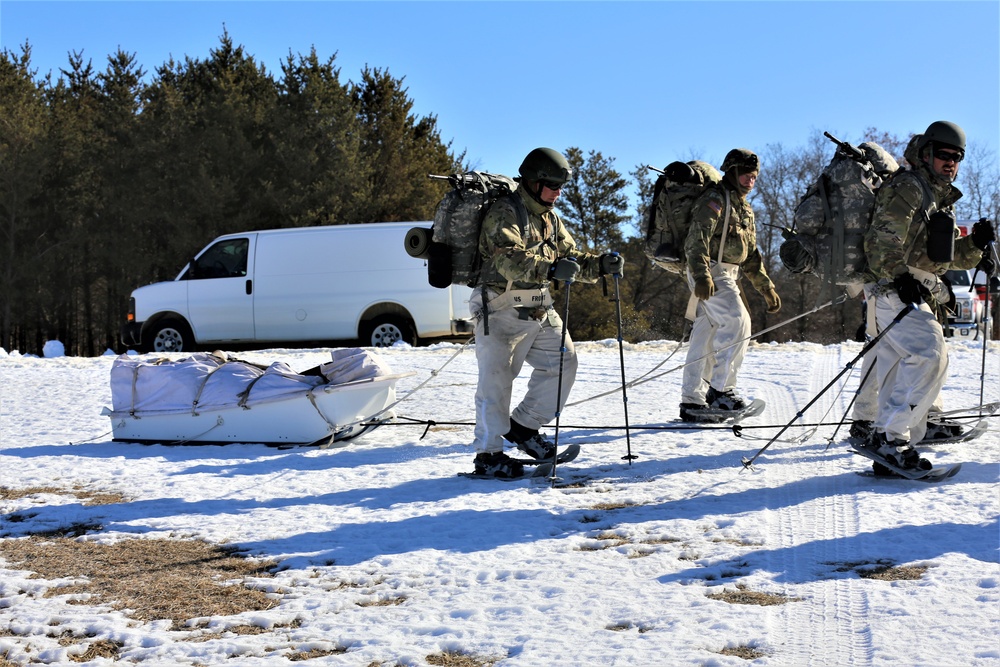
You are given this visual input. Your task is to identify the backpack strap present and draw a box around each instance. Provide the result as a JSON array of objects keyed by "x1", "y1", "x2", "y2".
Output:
[
  {"x1": 899, "y1": 170, "x2": 937, "y2": 264},
  {"x1": 716, "y1": 189, "x2": 732, "y2": 265}
]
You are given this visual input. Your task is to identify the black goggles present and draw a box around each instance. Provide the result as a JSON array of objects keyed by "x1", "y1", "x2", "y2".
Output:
[
  {"x1": 933, "y1": 149, "x2": 964, "y2": 163},
  {"x1": 541, "y1": 181, "x2": 565, "y2": 191}
]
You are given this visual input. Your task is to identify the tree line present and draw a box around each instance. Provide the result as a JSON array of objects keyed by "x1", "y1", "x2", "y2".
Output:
[{"x1": 2, "y1": 35, "x2": 997, "y2": 355}]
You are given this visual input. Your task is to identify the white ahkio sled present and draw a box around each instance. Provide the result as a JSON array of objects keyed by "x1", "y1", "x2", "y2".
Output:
[{"x1": 102, "y1": 348, "x2": 411, "y2": 447}]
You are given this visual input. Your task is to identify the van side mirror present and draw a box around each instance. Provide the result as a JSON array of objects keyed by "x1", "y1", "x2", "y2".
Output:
[{"x1": 186, "y1": 259, "x2": 200, "y2": 280}]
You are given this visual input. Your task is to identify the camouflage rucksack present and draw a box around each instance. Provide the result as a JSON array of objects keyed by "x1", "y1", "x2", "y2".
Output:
[
  {"x1": 779, "y1": 133, "x2": 901, "y2": 287},
  {"x1": 643, "y1": 160, "x2": 724, "y2": 274},
  {"x1": 405, "y1": 171, "x2": 526, "y2": 288}
]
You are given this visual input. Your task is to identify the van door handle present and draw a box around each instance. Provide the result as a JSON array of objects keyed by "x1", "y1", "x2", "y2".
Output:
[{"x1": 246, "y1": 280, "x2": 252, "y2": 295}]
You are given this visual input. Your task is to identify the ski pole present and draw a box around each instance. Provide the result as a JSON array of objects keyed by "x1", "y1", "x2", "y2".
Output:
[
  {"x1": 741, "y1": 302, "x2": 915, "y2": 470},
  {"x1": 826, "y1": 349, "x2": 879, "y2": 448},
  {"x1": 550, "y1": 263, "x2": 575, "y2": 483},
  {"x1": 976, "y1": 241, "x2": 998, "y2": 416},
  {"x1": 609, "y1": 261, "x2": 635, "y2": 463}
]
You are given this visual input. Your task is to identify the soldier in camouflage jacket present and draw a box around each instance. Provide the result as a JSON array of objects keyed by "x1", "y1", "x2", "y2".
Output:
[
  {"x1": 860, "y1": 120, "x2": 994, "y2": 471},
  {"x1": 679, "y1": 148, "x2": 780, "y2": 422},
  {"x1": 468, "y1": 147, "x2": 624, "y2": 478}
]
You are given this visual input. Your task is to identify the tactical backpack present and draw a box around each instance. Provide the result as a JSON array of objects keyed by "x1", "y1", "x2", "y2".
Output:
[
  {"x1": 404, "y1": 171, "x2": 526, "y2": 289},
  {"x1": 642, "y1": 160, "x2": 723, "y2": 274},
  {"x1": 779, "y1": 134, "x2": 901, "y2": 287}
]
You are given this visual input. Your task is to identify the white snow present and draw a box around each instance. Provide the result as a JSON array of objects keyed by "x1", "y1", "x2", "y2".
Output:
[{"x1": 1, "y1": 337, "x2": 998, "y2": 666}]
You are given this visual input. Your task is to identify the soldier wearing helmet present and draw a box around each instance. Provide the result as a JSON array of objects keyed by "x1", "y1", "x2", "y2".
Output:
[
  {"x1": 859, "y1": 120, "x2": 994, "y2": 475},
  {"x1": 469, "y1": 147, "x2": 625, "y2": 478},
  {"x1": 678, "y1": 148, "x2": 780, "y2": 423}
]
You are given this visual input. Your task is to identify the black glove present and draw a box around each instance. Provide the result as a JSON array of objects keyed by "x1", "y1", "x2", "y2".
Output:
[
  {"x1": 977, "y1": 255, "x2": 996, "y2": 277},
  {"x1": 893, "y1": 272, "x2": 924, "y2": 305},
  {"x1": 549, "y1": 258, "x2": 579, "y2": 283},
  {"x1": 664, "y1": 161, "x2": 696, "y2": 184},
  {"x1": 971, "y1": 218, "x2": 996, "y2": 250},
  {"x1": 599, "y1": 252, "x2": 625, "y2": 276}
]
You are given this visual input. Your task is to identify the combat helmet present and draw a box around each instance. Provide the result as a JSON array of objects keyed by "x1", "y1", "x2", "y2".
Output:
[
  {"x1": 721, "y1": 148, "x2": 759, "y2": 175},
  {"x1": 918, "y1": 120, "x2": 966, "y2": 156},
  {"x1": 518, "y1": 148, "x2": 572, "y2": 184}
]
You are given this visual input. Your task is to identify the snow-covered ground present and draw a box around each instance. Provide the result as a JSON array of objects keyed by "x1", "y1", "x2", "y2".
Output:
[{"x1": 1, "y1": 336, "x2": 998, "y2": 666}]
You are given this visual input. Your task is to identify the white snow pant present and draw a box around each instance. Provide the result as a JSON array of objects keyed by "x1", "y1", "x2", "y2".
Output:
[
  {"x1": 871, "y1": 289, "x2": 948, "y2": 444},
  {"x1": 852, "y1": 296, "x2": 943, "y2": 422},
  {"x1": 681, "y1": 263, "x2": 750, "y2": 405},
  {"x1": 470, "y1": 288, "x2": 577, "y2": 454}
]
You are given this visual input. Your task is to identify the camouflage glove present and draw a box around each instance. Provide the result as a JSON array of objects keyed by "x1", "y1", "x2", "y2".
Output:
[
  {"x1": 599, "y1": 253, "x2": 625, "y2": 277},
  {"x1": 693, "y1": 274, "x2": 715, "y2": 300},
  {"x1": 549, "y1": 258, "x2": 580, "y2": 283},
  {"x1": 762, "y1": 287, "x2": 781, "y2": 313},
  {"x1": 971, "y1": 218, "x2": 996, "y2": 250}
]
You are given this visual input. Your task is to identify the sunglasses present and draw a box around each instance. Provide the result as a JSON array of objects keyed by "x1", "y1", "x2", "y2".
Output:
[
  {"x1": 933, "y1": 149, "x2": 964, "y2": 163},
  {"x1": 541, "y1": 181, "x2": 565, "y2": 191}
]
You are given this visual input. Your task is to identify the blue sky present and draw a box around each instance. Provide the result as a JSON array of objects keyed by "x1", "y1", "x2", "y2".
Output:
[{"x1": 2, "y1": 1, "x2": 998, "y2": 199}]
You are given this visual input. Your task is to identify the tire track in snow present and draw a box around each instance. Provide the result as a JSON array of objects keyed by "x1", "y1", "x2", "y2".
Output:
[{"x1": 754, "y1": 345, "x2": 875, "y2": 666}]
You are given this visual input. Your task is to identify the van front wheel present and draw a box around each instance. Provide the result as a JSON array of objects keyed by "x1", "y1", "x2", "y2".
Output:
[
  {"x1": 362, "y1": 315, "x2": 415, "y2": 348},
  {"x1": 143, "y1": 318, "x2": 194, "y2": 353}
]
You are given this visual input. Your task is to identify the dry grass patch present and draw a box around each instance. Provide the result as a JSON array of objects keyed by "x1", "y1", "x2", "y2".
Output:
[
  {"x1": 717, "y1": 644, "x2": 769, "y2": 660},
  {"x1": 426, "y1": 650, "x2": 502, "y2": 666},
  {"x1": 589, "y1": 501, "x2": 638, "y2": 511},
  {"x1": 0, "y1": 536, "x2": 278, "y2": 630},
  {"x1": 858, "y1": 564, "x2": 927, "y2": 581},
  {"x1": 287, "y1": 646, "x2": 348, "y2": 660},
  {"x1": 707, "y1": 584, "x2": 802, "y2": 606},
  {"x1": 829, "y1": 559, "x2": 928, "y2": 581},
  {"x1": 356, "y1": 595, "x2": 407, "y2": 607},
  {"x1": 0, "y1": 485, "x2": 125, "y2": 506}
]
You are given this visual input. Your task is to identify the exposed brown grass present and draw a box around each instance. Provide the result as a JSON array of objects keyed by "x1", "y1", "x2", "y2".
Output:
[
  {"x1": 707, "y1": 584, "x2": 802, "y2": 606},
  {"x1": 0, "y1": 536, "x2": 278, "y2": 630},
  {"x1": 718, "y1": 644, "x2": 769, "y2": 659},
  {"x1": 0, "y1": 485, "x2": 125, "y2": 506},
  {"x1": 426, "y1": 650, "x2": 503, "y2": 666},
  {"x1": 858, "y1": 564, "x2": 928, "y2": 581}
]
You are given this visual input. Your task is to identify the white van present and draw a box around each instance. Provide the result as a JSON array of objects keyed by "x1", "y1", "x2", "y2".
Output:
[{"x1": 121, "y1": 222, "x2": 474, "y2": 353}]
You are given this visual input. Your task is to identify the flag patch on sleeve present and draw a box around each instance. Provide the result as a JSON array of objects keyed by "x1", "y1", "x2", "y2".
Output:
[{"x1": 707, "y1": 201, "x2": 722, "y2": 214}]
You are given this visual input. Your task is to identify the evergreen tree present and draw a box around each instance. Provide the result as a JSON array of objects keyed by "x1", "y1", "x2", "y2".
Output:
[
  {"x1": 0, "y1": 44, "x2": 48, "y2": 352},
  {"x1": 556, "y1": 147, "x2": 628, "y2": 251},
  {"x1": 351, "y1": 66, "x2": 458, "y2": 223},
  {"x1": 274, "y1": 48, "x2": 363, "y2": 227}
]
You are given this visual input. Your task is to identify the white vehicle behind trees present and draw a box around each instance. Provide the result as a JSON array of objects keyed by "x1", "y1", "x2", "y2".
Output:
[{"x1": 121, "y1": 222, "x2": 474, "y2": 353}]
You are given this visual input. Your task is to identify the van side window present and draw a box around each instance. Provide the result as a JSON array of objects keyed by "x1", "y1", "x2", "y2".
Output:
[{"x1": 192, "y1": 238, "x2": 249, "y2": 279}]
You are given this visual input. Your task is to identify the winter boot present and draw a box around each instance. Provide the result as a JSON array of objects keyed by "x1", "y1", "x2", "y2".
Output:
[
  {"x1": 473, "y1": 451, "x2": 525, "y2": 479},
  {"x1": 706, "y1": 387, "x2": 748, "y2": 412},
  {"x1": 849, "y1": 420, "x2": 873, "y2": 440},
  {"x1": 504, "y1": 420, "x2": 556, "y2": 460},
  {"x1": 868, "y1": 432, "x2": 930, "y2": 471},
  {"x1": 679, "y1": 402, "x2": 711, "y2": 423},
  {"x1": 923, "y1": 419, "x2": 964, "y2": 441}
]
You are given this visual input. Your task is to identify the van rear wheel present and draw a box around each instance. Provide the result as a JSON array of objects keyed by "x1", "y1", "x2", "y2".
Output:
[
  {"x1": 143, "y1": 318, "x2": 194, "y2": 353},
  {"x1": 362, "y1": 315, "x2": 415, "y2": 348}
]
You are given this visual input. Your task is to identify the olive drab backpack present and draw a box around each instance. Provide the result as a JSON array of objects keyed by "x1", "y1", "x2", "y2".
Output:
[
  {"x1": 779, "y1": 133, "x2": 902, "y2": 288},
  {"x1": 404, "y1": 171, "x2": 527, "y2": 288},
  {"x1": 642, "y1": 160, "x2": 724, "y2": 274}
]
